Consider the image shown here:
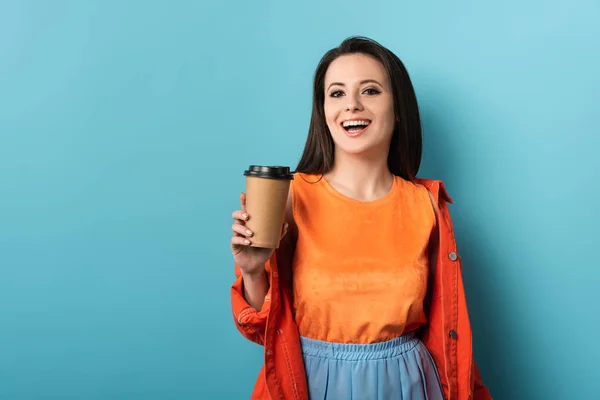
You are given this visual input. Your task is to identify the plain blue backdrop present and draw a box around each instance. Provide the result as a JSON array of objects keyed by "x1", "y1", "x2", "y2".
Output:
[{"x1": 1, "y1": 1, "x2": 599, "y2": 399}]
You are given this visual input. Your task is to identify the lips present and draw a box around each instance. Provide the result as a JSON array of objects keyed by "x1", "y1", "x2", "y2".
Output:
[{"x1": 341, "y1": 119, "x2": 371, "y2": 137}]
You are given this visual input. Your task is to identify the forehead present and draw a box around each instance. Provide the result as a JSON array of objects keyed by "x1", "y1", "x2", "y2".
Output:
[{"x1": 324, "y1": 53, "x2": 388, "y2": 85}]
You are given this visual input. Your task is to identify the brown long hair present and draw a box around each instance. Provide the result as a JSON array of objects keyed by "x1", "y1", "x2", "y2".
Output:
[{"x1": 295, "y1": 36, "x2": 422, "y2": 180}]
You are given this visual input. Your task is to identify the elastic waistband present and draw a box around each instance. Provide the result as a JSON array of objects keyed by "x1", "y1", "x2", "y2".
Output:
[{"x1": 300, "y1": 332, "x2": 419, "y2": 361}]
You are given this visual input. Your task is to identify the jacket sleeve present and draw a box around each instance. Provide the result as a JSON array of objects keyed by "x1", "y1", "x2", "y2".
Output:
[
  {"x1": 473, "y1": 360, "x2": 493, "y2": 400},
  {"x1": 230, "y1": 254, "x2": 275, "y2": 346}
]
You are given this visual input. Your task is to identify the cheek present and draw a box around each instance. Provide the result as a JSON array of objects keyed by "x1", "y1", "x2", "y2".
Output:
[
  {"x1": 380, "y1": 101, "x2": 395, "y2": 133},
  {"x1": 385, "y1": 110, "x2": 395, "y2": 130},
  {"x1": 324, "y1": 103, "x2": 339, "y2": 130}
]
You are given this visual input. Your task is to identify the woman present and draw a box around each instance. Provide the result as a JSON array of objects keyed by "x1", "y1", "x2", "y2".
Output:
[{"x1": 230, "y1": 36, "x2": 492, "y2": 400}]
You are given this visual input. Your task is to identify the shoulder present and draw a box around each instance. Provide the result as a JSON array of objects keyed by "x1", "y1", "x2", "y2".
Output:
[
  {"x1": 292, "y1": 172, "x2": 324, "y2": 188},
  {"x1": 290, "y1": 172, "x2": 324, "y2": 202},
  {"x1": 412, "y1": 178, "x2": 453, "y2": 205},
  {"x1": 395, "y1": 176, "x2": 443, "y2": 206},
  {"x1": 287, "y1": 172, "x2": 322, "y2": 226},
  {"x1": 411, "y1": 178, "x2": 455, "y2": 229}
]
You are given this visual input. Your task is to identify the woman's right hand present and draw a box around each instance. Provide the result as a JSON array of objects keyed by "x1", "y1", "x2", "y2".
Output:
[{"x1": 231, "y1": 192, "x2": 288, "y2": 277}]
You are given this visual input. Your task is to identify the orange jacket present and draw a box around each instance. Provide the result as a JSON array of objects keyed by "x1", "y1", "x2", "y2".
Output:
[{"x1": 231, "y1": 179, "x2": 492, "y2": 400}]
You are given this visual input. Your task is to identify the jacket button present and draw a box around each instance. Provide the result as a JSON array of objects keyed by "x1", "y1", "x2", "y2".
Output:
[
  {"x1": 449, "y1": 330, "x2": 457, "y2": 339},
  {"x1": 448, "y1": 251, "x2": 458, "y2": 261},
  {"x1": 272, "y1": 271, "x2": 278, "y2": 278},
  {"x1": 266, "y1": 349, "x2": 273, "y2": 356}
]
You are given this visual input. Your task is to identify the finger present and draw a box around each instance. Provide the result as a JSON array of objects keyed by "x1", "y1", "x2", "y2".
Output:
[
  {"x1": 240, "y1": 192, "x2": 247, "y2": 213},
  {"x1": 232, "y1": 224, "x2": 254, "y2": 238},
  {"x1": 232, "y1": 210, "x2": 249, "y2": 223},
  {"x1": 231, "y1": 236, "x2": 251, "y2": 248},
  {"x1": 280, "y1": 222, "x2": 289, "y2": 238}
]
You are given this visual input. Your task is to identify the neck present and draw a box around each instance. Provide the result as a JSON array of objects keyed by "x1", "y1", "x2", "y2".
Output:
[{"x1": 325, "y1": 149, "x2": 394, "y2": 202}]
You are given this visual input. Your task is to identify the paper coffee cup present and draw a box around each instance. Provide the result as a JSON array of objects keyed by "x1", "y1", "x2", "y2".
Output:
[{"x1": 243, "y1": 165, "x2": 294, "y2": 249}]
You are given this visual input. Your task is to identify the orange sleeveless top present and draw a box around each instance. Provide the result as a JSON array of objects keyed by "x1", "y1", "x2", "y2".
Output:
[{"x1": 291, "y1": 173, "x2": 436, "y2": 344}]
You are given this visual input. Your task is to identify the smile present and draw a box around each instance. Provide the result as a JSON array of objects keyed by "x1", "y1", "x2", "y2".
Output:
[{"x1": 341, "y1": 119, "x2": 371, "y2": 137}]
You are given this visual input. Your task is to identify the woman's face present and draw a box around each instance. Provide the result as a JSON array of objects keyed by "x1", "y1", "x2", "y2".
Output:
[{"x1": 323, "y1": 53, "x2": 395, "y2": 157}]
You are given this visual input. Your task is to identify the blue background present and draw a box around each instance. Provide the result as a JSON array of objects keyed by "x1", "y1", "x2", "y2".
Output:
[{"x1": 1, "y1": 1, "x2": 598, "y2": 399}]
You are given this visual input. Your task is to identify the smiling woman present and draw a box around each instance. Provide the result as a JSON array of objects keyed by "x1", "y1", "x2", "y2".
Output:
[
  {"x1": 229, "y1": 36, "x2": 491, "y2": 400},
  {"x1": 324, "y1": 55, "x2": 395, "y2": 147}
]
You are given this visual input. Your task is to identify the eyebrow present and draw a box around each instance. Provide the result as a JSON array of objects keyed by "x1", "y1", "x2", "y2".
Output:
[{"x1": 327, "y1": 79, "x2": 384, "y2": 91}]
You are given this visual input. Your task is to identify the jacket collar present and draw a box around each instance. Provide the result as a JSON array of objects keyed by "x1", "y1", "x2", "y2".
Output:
[{"x1": 413, "y1": 178, "x2": 453, "y2": 204}]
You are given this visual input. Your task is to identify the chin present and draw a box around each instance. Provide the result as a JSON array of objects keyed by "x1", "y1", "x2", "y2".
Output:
[
  {"x1": 332, "y1": 132, "x2": 383, "y2": 153},
  {"x1": 335, "y1": 141, "x2": 383, "y2": 157}
]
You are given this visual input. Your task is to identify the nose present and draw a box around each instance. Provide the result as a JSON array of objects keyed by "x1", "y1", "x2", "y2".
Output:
[{"x1": 345, "y1": 92, "x2": 364, "y2": 112}]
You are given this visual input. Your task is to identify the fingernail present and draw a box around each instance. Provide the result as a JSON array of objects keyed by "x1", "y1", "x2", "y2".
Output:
[
  {"x1": 242, "y1": 213, "x2": 248, "y2": 219},
  {"x1": 244, "y1": 240, "x2": 250, "y2": 244},
  {"x1": 246, "y1": 230, "x2": 253, "y2": 235}
]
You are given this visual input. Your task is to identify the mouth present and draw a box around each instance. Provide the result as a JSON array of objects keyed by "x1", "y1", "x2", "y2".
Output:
[{"x1": 341, "y1": 119, "x2": 371, "y2": 137}]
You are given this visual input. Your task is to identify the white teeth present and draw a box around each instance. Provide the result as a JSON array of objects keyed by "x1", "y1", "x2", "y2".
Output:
[{"x1": 343, "y1": 120, "x2": 371, "y2": 128}]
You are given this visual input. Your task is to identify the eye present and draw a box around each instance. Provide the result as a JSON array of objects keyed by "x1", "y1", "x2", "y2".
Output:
[
  {"x1": 363, "y1": 87, "x2": 381, "y2": 95},
  {"x1": 330, "y1": 90, "x2": 344, "y2": 98}
]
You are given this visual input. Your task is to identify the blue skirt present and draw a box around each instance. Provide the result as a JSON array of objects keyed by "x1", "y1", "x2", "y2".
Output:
[{"x1": 300, "y1": 332, "x2": 445, "y2": 400}]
